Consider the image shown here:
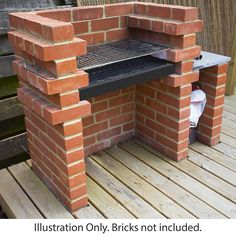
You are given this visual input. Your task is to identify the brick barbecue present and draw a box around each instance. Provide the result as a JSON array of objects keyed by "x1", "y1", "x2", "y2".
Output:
[{"x1": 8, "y1": 2, "x2": 228, "y2": 212}]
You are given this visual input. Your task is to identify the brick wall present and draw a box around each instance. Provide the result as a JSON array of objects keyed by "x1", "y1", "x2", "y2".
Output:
[
  {"x1": 128, "y1": 3, "x2": 202, "y2": 161},
  {"x1": 7, "y1": 2, "x2": 208, "y2": 212},
  {"x1": 8, "y1": 11, "x2": 91, "y2": 212},
  {"x1": 197, "y1": 63, "x2": 228, "y2": 146},
  {"x1": 82, "y1": 86, "x2": 135, "y2": 156}
]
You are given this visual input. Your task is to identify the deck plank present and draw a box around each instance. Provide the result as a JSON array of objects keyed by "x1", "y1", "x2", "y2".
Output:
[
  {"x1": 132, "y1": 139, "x2": 236, "y2": 218},
  {"x1": 220, "y1": 133, "x2": 236, "y2": 148},
  {"x1": 86, "y1": 157, "x2": 164, "y2": 219},
  {"x1": 90, "y1": 151, "x2": 195, "y2": 219},
  {"x1": 222, "y1": 118, "x2": 236, "y2": 138},
  {"x1": 223, "y1": 110, "x2": 236, "y2": 121},
  {"x1": 74, "y1": 204, "x2": 105, "y2": 219},
  {"x1": 107, "y1": 145, "x2": 225, "y2": 219},
  {"x1": 212, "y1": 142, "x2": 236, "y2": 160},
  {"x1": 87, "y1": 176, "x2": 135, "y2": 219},
  {"x1": 131, "y1": 141, "x2": 236, "y2": 203},
  {"x1": 8, "y1": 162, "x2": 74, "y2": 219},
  {"x1": 190, "y1": 142, "x2": 236, "y2": 172},
  {"x1": 0, "y1": 169, "x2": 43, "y2": 219},
  {"x1": 188, "y1": 149, "x2": 236, "y2": 187}
]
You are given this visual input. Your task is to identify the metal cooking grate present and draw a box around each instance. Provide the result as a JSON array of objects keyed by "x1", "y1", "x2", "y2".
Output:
[{"x1": 77, "y1": 39, "x2": 168, "y2": 70}]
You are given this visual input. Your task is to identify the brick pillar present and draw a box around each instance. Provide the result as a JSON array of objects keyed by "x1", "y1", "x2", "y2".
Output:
[
  {"x1": 129, "y1": 3, "x2": 203, "y2": 161},
  {"x1": 197, "y1": 64, "x2": 228, "y2": 146},
  {"x1": 8, "y1": 12, "x2": 91, "y2": 212}
]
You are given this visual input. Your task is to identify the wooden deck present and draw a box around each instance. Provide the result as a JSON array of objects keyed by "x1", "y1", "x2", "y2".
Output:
[{"x1": 0, "y1": 95, "x2": 236, "y2": 219}]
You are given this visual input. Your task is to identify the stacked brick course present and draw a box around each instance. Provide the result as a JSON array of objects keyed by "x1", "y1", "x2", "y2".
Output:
[{"x1": 8, "y1": 2, "x2": 227, "y2": 212}]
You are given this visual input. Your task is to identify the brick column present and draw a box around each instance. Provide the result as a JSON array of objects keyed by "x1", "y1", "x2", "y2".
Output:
[
  {"x1": 8, "y1": 12, "x2": 91, "y2": 212},
  {"x1": 129, "y1": 3, "x2": 203, "y2": 161},
  {"x1": 197, "y1": 64, "x2": 228, "y2": 145}
]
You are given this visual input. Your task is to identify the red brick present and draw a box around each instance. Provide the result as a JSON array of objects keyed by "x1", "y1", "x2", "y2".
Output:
[
  {"x1": 43, "y1": 100, "x2": 91, "y2": 125},
  {"x1": 79, "y1": 32, "x2": 105, "y2": 45},
  {"x1": 97, "y1": 127, "x2": 121, "y2": 141},
  {"x1": 91, "y1": 17, "x2": 119, "y2": 31},
  {"x1": 24, "y1": 17, "x2": 43, "y2": 36},
  {"x1": 34, "y1": 37, "x2": 87, "y2": 61},
  {"x1": 164, "y1": 20, "x2": 203, "y2": 35},
  {"x1": 175, "y1": 61, "x2": 193, "y2": 74},
  {"x1": 37, "y1": 9, "x2": 72, "y2": 22},
  {"x1": 95, "y1": 107, "x2": 120, "y2": 122},
  {"x1": 199, "y1": 114, "x2": 223, "y2": 127},
  {"x1": 199, "y1": 72, "x2": 227, "y2": 86},
  {"x1": 110, "y1": 131, "x2": 133, "y2": 146},
  {"x1": 73, "y1": 6, "x2": 103, "y2": 21},
  {"x1": 122, "y1": 103, "x2": 135, "y2": 113},
  {"x1": 47, "y1": 126, "x2": 83, "y2": 150},
  {"x1": 120, "y1": 16, "x2": 128, "y2": 28},
  {"x1": 84, "y1": 136, "x2": 96, "y2": 146},
  {"x1": 156, "y1": 92, "x2": 190, "y2": 109},
  {"x1": 106, "y1": 29, "x2": 130, "y2": 41},
  {"x1": 109, "y1": 93, "x2": 133, "y2": 107},
  {"x1": 136, "y1": 113, "x2": 145, "y2": 124},
  {"x1": 168, "y1": 84, "x2": 192, "y2": 97},
  {"x1": 165, "y1": 71, "x2": 199, "y2": 87},
  {"x1": 156, "y1": 113, "x2": 189, "y2": 131},
  {"x1": 202, "y1": 84, "x2": 225, "y2": 97},
  {"x1": 171, "y1": 34, "x2": 196, "y2": 48},
  {"x1": 197, "y1": 134, "x2": 220, "y2": 146},
  {"x1": 146, "y1": 98, "x2": 167, "y2": 114},
  {"x1": 72, "y1": 21, "x2": 89, "y2": 35},
  {"x1": 136, "y1": 84, "x2": 156, "y2": 97},
  {"x1": 151, "y1": 20, "x2": 164, "y2": 33},
  {"x1": 203, "y1": 106, "x2": 223, "y2": 117},
  {"x1": 123, "y1": 121, "x2": 135, "y2": 132},
  {"x1": 172, "y1": 6, "x2": 198, "y2": 22},
  {"x1": 146, "y1": 119, "x2": 166, "y2": 135},
  {"x1": 8, "y1": 13, "x2": 26, "y2": 30},
  {"x1": 95, "y1": 90, "x2": 120, "y2": 101},
  {"x1": 110, "y1": 113, "x2": 134, "y2": 127},
  {"x1": 67, "y1": 173, "x2": 86, "y2": 189},
  {"x1": 105, "y1": 3, "x2": 133, "y2": 17},
  {"x1": 136, "y1": 123, "x2": 155, "y2": 139},
  {"x1": 82, "y1": 116, "x2": 94, "y2": 127},
  {"x1": 30, "y1": 112, "x2": 47, "y2": 133},
  {"x1": 67, "y1": 161, "x2": 85, "y2": 176},
  {"x1": 202, "y1": 64, "x2": 228, "y2": 74},
  {"x1": 56, "y1": 147, "x2": 84, "y2": 164},
  {"x1": 42, "y1": 22, "x2": 74, "y2": 43},
  {"x1": 52, "y1": 176, "x2": 86, "y2": 200},
  {"x1": 55, "y1": 119, "x2": 82, "y2": 136},
  {"x1": 167, "y1": 128, "x2": 189, "y2": 141},
  {"x1": 167, "y1": 107, "x2": 190, "y2": 120},
  {"x1": 134, "y1": 3, "x2": 146, "y2": 15},
  {"x1": 198, "y1": 124, "x2": 222, "y2": 137},
  {"x1": 163, "y1": 46, "x2": 201, "y2": 62},
  {"x1": 136, "y1": 103, "x2": 155, "y2": 120},
  {"x1": 68, "y1": 196, "x2": 88, "y2": 212},
  {"x1": 128, "y1": 16, "x2": 140, "y2": 28},
  {"x1": 84, "y1": 141, "x2": 110, "y2": 156},
  {"x1": 57, "y1": 91, "x2": 80, "y2": 107},
  {"x1": 37, "y1": 70, "x2": 88, "y2": 95},
  {"x1": 140, "y1": 18, "x2": 151, "y2": 30},
  {"x1": 92, "y1": 100, "x2": 108, "y2": 113},
  {"x1": 83, "y1": 121, "x2": 108, "y2": 136},
  {"x1": 147, "y1": 5, "x2": 171, "y2": 18},
  {"x1": 206, "y1": 95, "x2": 224, "y2": 107}
]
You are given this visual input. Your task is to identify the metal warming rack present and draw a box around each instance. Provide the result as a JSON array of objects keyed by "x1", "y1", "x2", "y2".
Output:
[{"x1": 77, "y1": 39, "x2": 175, "y2": 100}]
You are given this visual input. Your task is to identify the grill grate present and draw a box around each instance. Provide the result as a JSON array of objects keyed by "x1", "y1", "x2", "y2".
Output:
[{"x1": 77, "y1": 39, "x2": 168, "y2": 70}]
